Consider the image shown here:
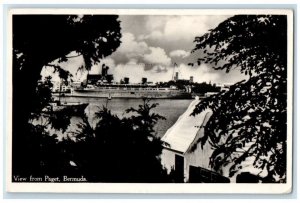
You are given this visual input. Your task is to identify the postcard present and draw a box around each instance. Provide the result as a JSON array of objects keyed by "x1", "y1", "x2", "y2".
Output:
[{"x1": 6, "y1": 8, "x2": 293, "y2": 193}]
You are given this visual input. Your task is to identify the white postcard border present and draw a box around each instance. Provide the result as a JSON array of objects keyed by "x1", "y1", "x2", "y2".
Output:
[{"x1": 6, "y1": 8, "x2": 294, "y2": 194}]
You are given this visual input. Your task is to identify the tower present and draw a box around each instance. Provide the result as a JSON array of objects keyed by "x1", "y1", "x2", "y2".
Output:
[
  {"x1": 190, "y1": 76, "x2": 194, "y2": 83},
  {"x1": 175, "y1": 72, "x2": 179, "y2": 81}
]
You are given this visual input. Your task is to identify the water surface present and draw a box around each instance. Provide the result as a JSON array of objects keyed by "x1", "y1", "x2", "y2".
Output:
[{"x1": 53, "y1": 97, "x2": 194, "y2": 139}]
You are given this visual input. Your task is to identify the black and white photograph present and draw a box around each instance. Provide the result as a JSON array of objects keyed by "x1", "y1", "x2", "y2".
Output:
[{"x1": 7, "y1": 9, "x2": 293, "y2": 193}]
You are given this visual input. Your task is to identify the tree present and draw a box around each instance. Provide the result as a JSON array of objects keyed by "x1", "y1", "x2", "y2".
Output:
[
  {"x1": 12, "y1": 15, "x2": 121, "y2": 177},
  {"x1": 66, "y1": 99, "x2": 170, "y2": 182},
  {"x1": 13, "y1": 14, "x2": 121, "y2": 123},
  {"x1": 191, "y1": 82, "x2": 221, "y2": 95},
  {"x1": 33, "y1": 76, "x2": 54, "y2": 116},
  {"x1": 191, "y1": 15, "x2": 287, "y2": 182}
]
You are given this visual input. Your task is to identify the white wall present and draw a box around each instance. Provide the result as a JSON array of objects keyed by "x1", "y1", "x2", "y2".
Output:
[
  {"x1": 184, "y1": 128, "x2": 215, "y2": 182},
  {"x1": 161, "y1": 131, "x2": 215, "y2": 182},
  {"x1": 161, "y1": 148, "x2": 181, "y2": 174},
  {"x1": 161, "y1": 125, "x2": 265, "y2": 183}
]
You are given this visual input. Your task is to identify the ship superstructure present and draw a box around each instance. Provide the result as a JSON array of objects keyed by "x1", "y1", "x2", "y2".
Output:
[{"x1": 71, "y1": 64, "x2": 192, "y2": 99}]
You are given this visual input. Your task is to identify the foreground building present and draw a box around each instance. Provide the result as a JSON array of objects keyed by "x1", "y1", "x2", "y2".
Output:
[
  {"x1": 161, "y1": 97, "x2": 268, "y2": 183},
  {"x1": 160, "y1": 98, "x2": 229, "y2": 182}
]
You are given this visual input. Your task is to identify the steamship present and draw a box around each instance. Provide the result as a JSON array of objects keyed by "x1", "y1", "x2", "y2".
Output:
[
  {"x1": 72, "y1": 83, "x2": 192, "y2": 99},
  {"x1": 70, "y1": 64, "x2": 192, "y2": 99}
]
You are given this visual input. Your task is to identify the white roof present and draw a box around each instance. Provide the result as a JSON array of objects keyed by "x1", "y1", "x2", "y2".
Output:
[{"x1": 161, "y1": 97, "x2": 212, "y2": 154}]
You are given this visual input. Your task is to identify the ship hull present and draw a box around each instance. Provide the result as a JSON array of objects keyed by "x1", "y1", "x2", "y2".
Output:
[
  {"x1": 43, "y1": 103, "x2": 88, "y2": 116},
  {"x1": 54, "y1": 103, "x2": 88, "y2": 115},
  {"x1": 71, "y1": 89, "x2": 192, "y2": 99}
]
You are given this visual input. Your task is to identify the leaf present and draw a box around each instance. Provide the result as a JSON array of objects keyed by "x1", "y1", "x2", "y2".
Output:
[{"x1": 191, "y1": 15, "x2": 287, "y2": 182}]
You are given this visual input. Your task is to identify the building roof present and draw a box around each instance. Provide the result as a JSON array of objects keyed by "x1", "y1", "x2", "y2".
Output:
[{"x1": 161, "y1": 97, "x2": 212, "y2": 154}]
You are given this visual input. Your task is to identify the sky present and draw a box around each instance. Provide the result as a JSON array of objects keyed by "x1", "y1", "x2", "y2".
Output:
[{"x1": 41, "y1": 15, "x2": 248, "y2": 84}]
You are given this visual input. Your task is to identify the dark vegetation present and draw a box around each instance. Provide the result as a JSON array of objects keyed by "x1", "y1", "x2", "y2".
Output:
[
  {"x1": 12, "y1": 15, "x2": 171, "y2": 182},
  {"x1": 191, "y1": 15, "x2": 288, "y2": 182},
  {"x1": 13, "y1": 15, "x2": 121, "y2": 177},
  {"x1": 67, "y1": 99, "x2": 170, "y2": 182},
  {"x1": 37, "y1": 94, "x2": 170, "y2": 182}
]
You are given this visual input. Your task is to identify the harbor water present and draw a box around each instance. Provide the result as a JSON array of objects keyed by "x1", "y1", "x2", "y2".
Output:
[{"x1": 57, "y1": 97, "x2": 194, "y2": 139}]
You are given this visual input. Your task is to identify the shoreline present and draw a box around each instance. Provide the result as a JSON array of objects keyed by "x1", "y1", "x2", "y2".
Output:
[{"x1": 52, "y1": 93, "x2": 206, "y2": 100}]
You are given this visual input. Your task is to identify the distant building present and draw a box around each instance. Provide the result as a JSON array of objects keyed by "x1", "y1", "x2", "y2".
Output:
[
  {"x1": 190, "y1": 76, "x2": 194, "y2": 83},
  {"x1": 72, "y1": 81, "x2": 82, "y2": 88},
  {"x1": 53, "y1": 81, "x2": 71, "y2": 93},
  {"x1": 174, "y1": 72, "x2": 179, "y2": 81},
  {"x1": 185, "y1": 85, "x2": 192, "y2": 93},
  {"x1": 216, "y1": 83, "x2": 233, "y2": 92}
]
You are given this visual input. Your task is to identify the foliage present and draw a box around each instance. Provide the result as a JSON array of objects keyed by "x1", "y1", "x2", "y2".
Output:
[
  {"x1": 126, "y1": 98, "x2": 166, "y2": 136},
  {"x1": 191, "y1": 82, "x2": 221, "y2": 95},
  {"x1": 13, "y1": 14, "x2": 172, "y2": 183},
  {"x1": 64, "y1": 100, "x2": 170, "y2": 182},
  {"x1": 47, "y1": 108, "x2": 72, "y2": 133},
  {"x1": 191, "y1": 15, "x2": 287, "y2": 182},
  {"x1": 13, "y1": 14, "x2": 121, "y2": 121},
  {"x1": 12, "y1": 15, "x2": 122, "y2": 178},
  {"x1": 13, "y1": 15, "x2": 121, "y2": 70},
  {"x1": 13, "y1": 14, "x2": 122, "y2": 125},
  {"x1": 30, "y1": 76, "x2": 54, "y2": 119}
]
